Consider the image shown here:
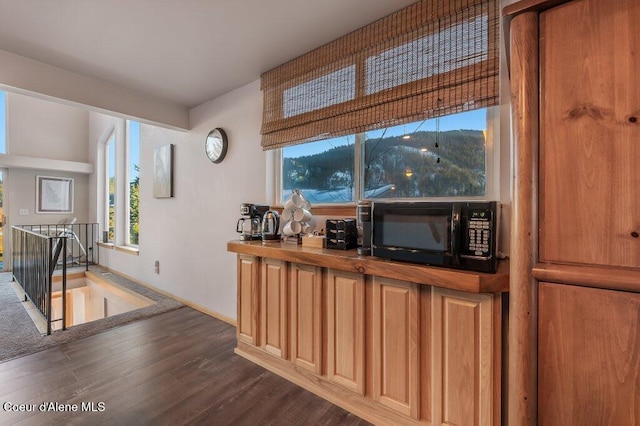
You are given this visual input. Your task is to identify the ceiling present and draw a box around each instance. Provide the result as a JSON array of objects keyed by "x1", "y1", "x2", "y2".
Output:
[{"x1": 0, "y1": 0, "x2": 417, "y2": 110}]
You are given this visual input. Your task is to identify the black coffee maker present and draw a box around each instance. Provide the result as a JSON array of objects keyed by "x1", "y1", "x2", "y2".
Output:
[{"x1": 237, "y1": 203, "x2": 269, "y2": 241}]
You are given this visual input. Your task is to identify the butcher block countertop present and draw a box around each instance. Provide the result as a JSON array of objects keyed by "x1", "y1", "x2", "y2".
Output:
[{"x1": 228, "y1": 240, "x2": 509, "y2": 294}]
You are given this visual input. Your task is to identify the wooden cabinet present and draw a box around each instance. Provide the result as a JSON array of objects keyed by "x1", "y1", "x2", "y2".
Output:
[
  {"x1": 289, "y1": 263, "x2": 322, "y2": 373},
  {"x1": 538, "y1": 283, "x2": 640, "y2": 425},
  {"x1": 229, "y1": 245, "x2": 504, "y2": 425},
  {"x1": 326, "y1": 269, "x2": 365, "y2": 395},
  {"x1": 539, "y1": 0, "x2": 640, "y2": 269},
  {"x1": 371, "y1": 277, "x2": 419, "y2": 418},
  {"x1": 260, "y1": 258, "x2": 288, "y2": 358},
  {"x1": 236, "y1": 254, "x2": 259, "y2": 345},
  {"x1": 508, "y1": 0, "x2": 640, "y2": 423},
  {"x1": 432, "y1": 287, "x2": 495, "y2": 426}
]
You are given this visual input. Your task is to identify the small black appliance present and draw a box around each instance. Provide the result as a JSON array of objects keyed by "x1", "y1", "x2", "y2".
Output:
[
  {"x1": 326, "y1": 219, "x2": 357, "y2": 250},
  {"x1": 371, "y1": 201, "x2": 499, "y2": 273},
  {"x1": 356, "y1": 200, "x2": 372, "y2": 256},
  {"x1": 237, "y1": 203, "x2": 269, "y2": 241},
  {"x1": 261, "y1": 210, "x2": 281, "y2": 241}
]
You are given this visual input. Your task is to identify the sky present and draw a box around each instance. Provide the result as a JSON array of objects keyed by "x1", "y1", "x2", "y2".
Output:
[
  {"x1": 129, "y1": 121, "x2": 140, "y2": 181},
  {"x1": 109, "y1": 121, "x2": 140, "y2": 180},
  {"x1": 284, "y1": 108, "x2": 487, "y2": 158}
]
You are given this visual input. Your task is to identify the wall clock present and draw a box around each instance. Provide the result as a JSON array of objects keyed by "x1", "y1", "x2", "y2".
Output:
[{"x1": 205, "y1": 128, "x2": 228, "y2": 163}]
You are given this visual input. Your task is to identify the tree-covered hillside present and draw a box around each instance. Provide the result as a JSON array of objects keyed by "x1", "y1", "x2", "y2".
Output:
[{"x1": 283, "y1": 129, "x2": 485, "y2": 199}]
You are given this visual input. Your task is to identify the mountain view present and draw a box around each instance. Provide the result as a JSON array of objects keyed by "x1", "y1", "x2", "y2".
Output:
[{"x1": 283, "y1": 129, "x2": 486, "y2": 202}]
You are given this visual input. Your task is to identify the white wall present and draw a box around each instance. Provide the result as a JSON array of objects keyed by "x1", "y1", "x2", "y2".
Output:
[
  {"x1": 7, "y1": 92, "x2": 89, "y2": 162},
  {"x1": 4, "y1": 93, "x2": 91, "y2": 228},
  {"x1": 93, "y1": 80, "x2": 265, "y2": 320},
  {"x1": 9, "y1": 168, "x2": 89, "y2": 226},
  {"x1": 0, "y1": 49, "x2": 189, "y2": 130},
  {"x1": 3, "y1": 93, "x2": 90, "y2": 268}
]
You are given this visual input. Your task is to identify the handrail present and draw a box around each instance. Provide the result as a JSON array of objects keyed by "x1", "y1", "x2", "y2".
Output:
[
  {"x1": 16, "y1": 223, "x2": 99, "y2": 271},
  {"x1": 11, "y1": 226, "x2": 68, "y2": 335}
]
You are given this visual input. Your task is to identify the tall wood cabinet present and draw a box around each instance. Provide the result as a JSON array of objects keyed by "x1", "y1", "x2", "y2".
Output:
[
  {"x1": 538, "y1": 283, "x2": 640, "y2": 425},
  {"x1": 507, "y1": 0, "x2": 640, "y2": 423},
  {"x1": 538, "y1": 0, "x2": 640, "y2": 268}
]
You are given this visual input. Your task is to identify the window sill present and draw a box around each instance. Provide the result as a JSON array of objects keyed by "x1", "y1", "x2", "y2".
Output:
[
  {"x1": 96, "y1": 243, "x2": 139, "y2": 256},
  {"x1": 115, "y1": 246, "x2": 140, "y2": 256}
]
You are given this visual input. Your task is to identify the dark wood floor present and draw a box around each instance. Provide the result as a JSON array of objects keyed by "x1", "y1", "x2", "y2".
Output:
[{"x1": 0, "y1": 307, "x2": 369, "y2": 425}]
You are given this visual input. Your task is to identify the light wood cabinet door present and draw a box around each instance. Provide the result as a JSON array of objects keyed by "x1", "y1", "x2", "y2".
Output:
[
  {"x1": 539, "y1": 283, "x2": 640, "y2": 425},
  {"x1": 326, "y1": 269, "x2": 365, "y2": 395},
  {"x1": 237, "y1": 254, "x2": 260, "y2": 346},
  {"x1": 432, "y1": 287, "x2": 494, "y2": 426},
  {"x1": 289, "y1": 263, "x2": 322, "y2": 374},
  {"x1": 260, "y1": 258, "x2": 288, "y2": 359},
  {"x1": 371, "y1": 277, "x2": 419, "y2": 418},
  {"x1": 539, "y1": 0, "x2": 640, "y2": 268}
]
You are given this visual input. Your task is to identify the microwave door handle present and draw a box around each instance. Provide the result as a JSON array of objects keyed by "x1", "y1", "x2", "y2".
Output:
[{"x1": 451, "y1": 205, "x2": 461, "y2": 266}]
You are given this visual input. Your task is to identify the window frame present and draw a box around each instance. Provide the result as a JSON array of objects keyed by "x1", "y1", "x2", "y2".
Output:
[{"x1": 274, "y1": 106, "x2": 500, "y2": 207}]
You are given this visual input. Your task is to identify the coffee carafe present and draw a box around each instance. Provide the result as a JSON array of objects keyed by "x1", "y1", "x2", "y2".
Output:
[
  {"x1": 261, "y1": 210, "x2": 281, "y2": 241},
  {"x1": 237, "y1": 203, "x2": 269, "y2": 241}
]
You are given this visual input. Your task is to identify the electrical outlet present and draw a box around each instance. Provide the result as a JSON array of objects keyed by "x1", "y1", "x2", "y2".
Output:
[
  {"x1": 154, "y1": 260, "x2": 160, "y2": 274},
  {"x1": 19, "y1": 209, "x2": 29, "y2": 216}
]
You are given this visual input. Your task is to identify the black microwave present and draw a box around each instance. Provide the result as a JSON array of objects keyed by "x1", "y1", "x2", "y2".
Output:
[{"x1": 371, "y1": 201, "x2": 499, "y2": 273}]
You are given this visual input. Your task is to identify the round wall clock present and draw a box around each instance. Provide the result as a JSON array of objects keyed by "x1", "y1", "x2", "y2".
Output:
[{"x1": 205, "y1": 128, "x2": 228, "y2": 163}]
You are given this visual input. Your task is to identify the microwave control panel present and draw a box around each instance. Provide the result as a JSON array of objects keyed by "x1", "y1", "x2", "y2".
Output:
[{"x1": 464, "y1": 209, "x2": 493, "y2": 258}]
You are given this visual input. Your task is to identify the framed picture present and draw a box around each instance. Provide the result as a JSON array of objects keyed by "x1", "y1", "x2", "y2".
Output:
[
  {"x1": 153, "y1": 144, "x2": 174, "y2": 198},
  {"x1": 36, "y1": 175, "x2": 74, "y2": 213}
]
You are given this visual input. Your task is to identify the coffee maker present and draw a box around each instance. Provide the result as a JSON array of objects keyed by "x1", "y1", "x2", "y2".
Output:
[{"x1": 237, "y1": 203, "x2": 269, "y2": 241}]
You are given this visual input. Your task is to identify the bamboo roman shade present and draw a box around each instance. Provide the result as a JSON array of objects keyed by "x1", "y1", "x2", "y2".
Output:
[{"x1": 260, "y1": 0, "x2": 499, "y2": 150}]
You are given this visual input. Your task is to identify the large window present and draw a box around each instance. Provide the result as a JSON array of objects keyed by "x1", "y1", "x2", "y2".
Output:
[
  {"x1": 127, "y1": 121, "x2": 140, "y2": 246},
  {"x1": 106, "y1": 133, "x2": 116, "y2": 242},
  {"x1": 282, "y1": 135, "x2": 355, "y2": 204},
  {"x1": 280, "y1": 108, "x2": 495, "y2": 204}
]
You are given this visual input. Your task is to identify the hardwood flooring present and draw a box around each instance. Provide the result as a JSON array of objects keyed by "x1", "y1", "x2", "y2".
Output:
[{"x1": 0, "y1": 307, "x2": 369, "y2": 425}]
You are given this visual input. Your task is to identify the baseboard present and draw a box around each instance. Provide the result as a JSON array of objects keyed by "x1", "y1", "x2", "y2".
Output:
[
  {"x1": 235, "y1": 342, "x2": 421, "y2": 426},
  {"x1": 102, "y1": 266, "x2": 237, "y2": 327}
]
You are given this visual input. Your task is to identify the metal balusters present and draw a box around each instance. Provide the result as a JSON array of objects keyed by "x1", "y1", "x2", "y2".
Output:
[{"x1": 12, "y1": 223, "x2": 100, "y2": 334}]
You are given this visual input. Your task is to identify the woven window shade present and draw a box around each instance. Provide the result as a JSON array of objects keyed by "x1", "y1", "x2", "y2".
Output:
[{"x1": 261, "y1": 0, "x2": 499, "y2": 150}]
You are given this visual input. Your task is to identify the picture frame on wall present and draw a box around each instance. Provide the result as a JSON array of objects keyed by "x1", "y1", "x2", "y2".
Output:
[
  {"x1": 153, "y1": 143, "x2": 174, "y2": 198},
  {"x1": 36, "y1": 175, "x2": 74, "y2": 213}
]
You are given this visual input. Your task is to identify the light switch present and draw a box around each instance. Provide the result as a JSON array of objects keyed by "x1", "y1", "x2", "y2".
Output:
[{"x1": 19, "y1": 209, "x2": 29, "y2": 216}]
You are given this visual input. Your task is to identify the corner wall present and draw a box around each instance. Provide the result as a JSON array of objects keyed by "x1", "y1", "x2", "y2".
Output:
[
  {"x1": 3, "y1": 92, "x2": 90, "y2": 269},
  {"x1": 92, "y1": 80, "x2": 265, "y2": 321}
]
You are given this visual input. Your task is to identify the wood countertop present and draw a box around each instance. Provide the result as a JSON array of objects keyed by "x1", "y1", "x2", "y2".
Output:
[{"x1": 228, "y1": 240, "x2": 509, "y2": 294}]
